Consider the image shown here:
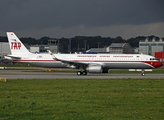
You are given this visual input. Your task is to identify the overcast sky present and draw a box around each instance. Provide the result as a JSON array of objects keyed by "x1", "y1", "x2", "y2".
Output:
[{"x1": 0, "y1": 0, "x2": 164, "y2": 39}]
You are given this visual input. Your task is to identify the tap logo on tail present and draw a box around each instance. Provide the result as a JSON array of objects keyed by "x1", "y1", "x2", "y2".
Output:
[{"x1": 11, "y1": 39, "x2": 21, "y2": 50}]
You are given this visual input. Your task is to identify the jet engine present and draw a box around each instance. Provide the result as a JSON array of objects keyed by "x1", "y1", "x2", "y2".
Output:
[
  {"x1": 88, "y1": 65, "x2": 102, "y2": 73},
  {"x1": 87, "y1": 64, "x2": 109, "y2": 73}
]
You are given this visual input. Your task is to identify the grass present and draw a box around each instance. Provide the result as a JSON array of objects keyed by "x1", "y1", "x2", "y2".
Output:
[
  {"x1": 0, "y1": 79, "x2": 164, "y2": 120},
  {"x1": 0, "y1": 63, "x2": 34, "y2": 67}
]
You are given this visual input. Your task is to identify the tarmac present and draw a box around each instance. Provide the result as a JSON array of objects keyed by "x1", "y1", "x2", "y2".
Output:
[{"x1": 0, "y1": 67, "x2": 164, "y2": 79}]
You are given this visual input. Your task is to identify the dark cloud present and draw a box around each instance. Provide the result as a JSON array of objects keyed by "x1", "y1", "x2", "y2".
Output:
[{"x1": 0, "y1": 0, "x2": 164, "y2": 38}]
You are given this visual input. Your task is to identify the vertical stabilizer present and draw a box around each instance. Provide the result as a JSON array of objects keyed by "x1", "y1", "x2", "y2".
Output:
[{"x1": 7, "y1": 32, "x2": 31, "y2": 55}]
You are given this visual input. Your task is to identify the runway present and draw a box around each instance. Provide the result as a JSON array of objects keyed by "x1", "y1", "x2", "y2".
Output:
[
  {"x1": 1, "y1": 73, "x2": 164, "y2": 79},
  {"x1": 0, "y1": 68, "x2": 164, "y2": 79}
]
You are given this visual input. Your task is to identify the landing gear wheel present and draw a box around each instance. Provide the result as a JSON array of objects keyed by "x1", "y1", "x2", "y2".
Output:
[
  {"x1": 77, "y1": 71, "x2": 82, "y2": 76},
  {"x1": 141, "y1": 73, "x2": 145, "y2": 76},
  {"x1": 141, "y1": 69, "x2": 145, "y2": 76},
  {"x1": 82, "y1": 71, "x2": 87, "y2": 75}
]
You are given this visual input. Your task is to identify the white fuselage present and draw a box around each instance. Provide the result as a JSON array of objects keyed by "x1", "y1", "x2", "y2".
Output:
[{"x1": 12, "y1": 53, "x2": 162, "y2": 69}]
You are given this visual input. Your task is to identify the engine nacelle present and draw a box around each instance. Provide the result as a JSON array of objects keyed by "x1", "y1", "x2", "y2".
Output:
[{"x1": 88, "y1": 65, "x2": 102, "y2": 73}]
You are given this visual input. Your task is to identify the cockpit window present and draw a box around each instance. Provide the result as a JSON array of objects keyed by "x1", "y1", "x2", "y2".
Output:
[{"x1": 150, "y1": 58, "x2": 160, "y2": 61}]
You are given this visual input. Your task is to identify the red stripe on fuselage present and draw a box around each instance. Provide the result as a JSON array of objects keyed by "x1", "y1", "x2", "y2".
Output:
[
  {"x1": 13, "y1": 59, "x2": 162, "y2": 68},
  {"x1": 13, "y1": 60, "x2": 59, "y2": 62}
]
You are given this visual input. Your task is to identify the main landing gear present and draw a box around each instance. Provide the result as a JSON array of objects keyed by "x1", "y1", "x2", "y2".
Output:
[
  {"x1": 77, "y1": 71, "x2": 87, "y2": 76},
  {"x1": 141, "y1": 69, "x2": 145, "y2": 76}
]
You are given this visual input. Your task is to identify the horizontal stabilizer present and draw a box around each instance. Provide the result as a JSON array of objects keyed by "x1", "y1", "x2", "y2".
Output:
[{"x1": 4, "y1": 55, "x2": 21, "y2": 60}]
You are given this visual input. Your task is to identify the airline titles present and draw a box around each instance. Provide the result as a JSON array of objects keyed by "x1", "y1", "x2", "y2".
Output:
[{"x1": 77, "y1": 55, "x2": 134, "y2": 58}]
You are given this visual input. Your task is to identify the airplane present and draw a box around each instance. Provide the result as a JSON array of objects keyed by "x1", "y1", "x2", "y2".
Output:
[{"x1": 5, "y1": 32, "x2": 163, "y2": 76}]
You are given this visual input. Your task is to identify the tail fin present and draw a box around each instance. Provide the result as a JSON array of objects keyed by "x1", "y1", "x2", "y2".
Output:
[{"x1": 6, "y1": 32, "x2": 31, "y2": 55}]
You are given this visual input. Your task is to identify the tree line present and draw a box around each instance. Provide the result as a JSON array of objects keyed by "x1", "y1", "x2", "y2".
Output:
[{"x1": 0, "y1": 35, "x2": 160, "y2": 53}]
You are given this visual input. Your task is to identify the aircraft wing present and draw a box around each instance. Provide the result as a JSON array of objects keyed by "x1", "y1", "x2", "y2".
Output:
[
  {"x1": 49, "y1": 51, "x2": 89, "y2": 68},
  {"x1": 60, "y1": 59, "x2": 88, "y2": 67}
]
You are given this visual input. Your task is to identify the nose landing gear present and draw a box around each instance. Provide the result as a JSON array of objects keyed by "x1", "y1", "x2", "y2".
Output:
[{"x1": 141, "y1": 69, "x2": 145, "y2": 76}]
